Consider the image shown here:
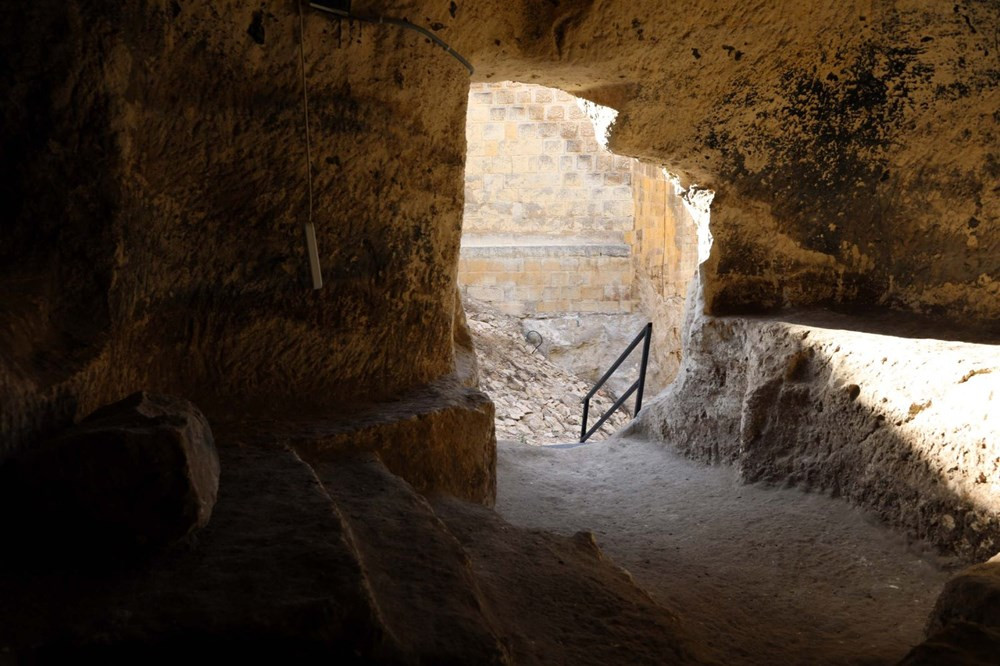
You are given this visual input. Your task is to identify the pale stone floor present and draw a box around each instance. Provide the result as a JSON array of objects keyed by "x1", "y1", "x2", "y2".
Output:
[{"x1": 496, "y1": 436, "x2": 956, "y2": 665}]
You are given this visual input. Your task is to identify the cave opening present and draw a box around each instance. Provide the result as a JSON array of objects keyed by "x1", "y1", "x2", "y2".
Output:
[{"x1": 458, "y1": 81, "x2": 710, "y2": 445}]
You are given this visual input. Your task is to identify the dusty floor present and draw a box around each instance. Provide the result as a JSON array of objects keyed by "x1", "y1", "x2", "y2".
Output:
[{"x1": 496, "y1": 436, "x2": 957, "y2": 665}]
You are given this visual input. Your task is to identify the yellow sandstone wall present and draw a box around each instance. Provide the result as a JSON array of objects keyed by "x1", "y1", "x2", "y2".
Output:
[
  {"x1": 463, "y1": 82, "x2": 634, "y2": 241},
  {"x1": 460, "y1": 82, "x2": 699, "y2": 319},
  {"x1": 458, "y1": 246, "x2": 634, "y2": 316},
  {"x1": 628, "y1": 162, "x2": 701, "y2": 387}
]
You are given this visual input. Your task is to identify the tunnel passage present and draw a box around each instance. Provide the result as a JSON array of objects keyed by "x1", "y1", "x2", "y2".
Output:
[
  {"x1": 457, "y1": 81, "x2": 713, "y2": 444},
  {"x1": 0, "y1": 1, "x2": 997, "y2": 663}
]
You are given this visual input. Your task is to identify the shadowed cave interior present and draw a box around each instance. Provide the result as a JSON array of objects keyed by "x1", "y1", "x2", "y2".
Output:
[{"x1": 0, "y1": 1, "x2": 998, "y2": 664}]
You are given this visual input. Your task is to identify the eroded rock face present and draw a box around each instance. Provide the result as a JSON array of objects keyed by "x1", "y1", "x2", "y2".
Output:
[
  {"x1": 0, "y1": 392, "x2": 219, "y2": 561},
  {"x1": 631, "y1": 293, "x2": 1000, "y2": 561},
  {"x1": 1, "y1": 0, "x2": 996, "y2": 507},
  {"x1": 0, "y1": 0, "x2": 488, "y2": 499},
  {"x1": 926, "y1": 554, "x2": 1000, "y2": 636},
  {"x1": 458, "y1": 1, "x2": 1000, "y2": 325},
  {"x1": 0, "y1": 446, "x2": 709, "y2": 664},
  {"x1": 902, "y1": 554, "x2": 1000, "y2": 665}
]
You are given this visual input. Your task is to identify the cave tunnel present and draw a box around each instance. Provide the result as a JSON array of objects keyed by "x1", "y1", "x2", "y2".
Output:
[{"x1": 0, "y1": 1, "x2": 998, "y2": 664}]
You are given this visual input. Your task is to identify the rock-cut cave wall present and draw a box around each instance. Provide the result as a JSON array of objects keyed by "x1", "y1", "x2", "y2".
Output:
[
  {"x1": 0, "y1": 0, "x2": 492, "y2": 501},
  {"x1": 1, "y1": 1, "x2": 997, "y2": 516}
]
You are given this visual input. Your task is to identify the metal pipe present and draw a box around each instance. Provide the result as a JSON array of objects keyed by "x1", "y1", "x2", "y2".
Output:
[
  {"x1": 582, "y1": 380, "x2": 639, "y2": 443},
  {"x1": 308, "y1": 3, "x2": 474, "y2": 75},
  {"x1": 635, "y1": 322, "x2": 652, "y2": 413}
]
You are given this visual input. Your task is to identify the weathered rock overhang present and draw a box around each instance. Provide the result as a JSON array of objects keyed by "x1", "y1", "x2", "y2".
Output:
[{"x1": 631, "y1": 297, "x2": 1000, "y2": 561}]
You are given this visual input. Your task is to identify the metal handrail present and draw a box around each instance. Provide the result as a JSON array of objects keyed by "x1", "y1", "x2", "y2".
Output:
[{"x1": 580, "y1": 322, "x2": 652, "y2": 443}]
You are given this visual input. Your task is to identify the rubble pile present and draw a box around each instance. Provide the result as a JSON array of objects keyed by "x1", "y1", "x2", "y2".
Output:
[{"x1": 465, "y1": 300, "x2": 631, "y2": 445}]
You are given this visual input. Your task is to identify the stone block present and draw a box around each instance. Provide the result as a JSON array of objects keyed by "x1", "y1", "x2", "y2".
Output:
[
  {"x1": 537, "y1": 155, "x2": 557, "y2": 172},
  {"x1": 467, "y1": 285, "x2": 504, "y2": 301},
  {"x1": 483, "y1": 123, "x2": 503, "y2": 140},
  {"x1": 0, "y1": 392, "x2": 220, "y2": 562},
  {"x1": 467, "y1": 105, "x2": 488, "y2": 123},
  {"x1": 537, "y1": 123, "x2": 558, "y2": 138}
]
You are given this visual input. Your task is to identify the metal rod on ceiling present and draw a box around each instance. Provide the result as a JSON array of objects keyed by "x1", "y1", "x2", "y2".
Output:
[{"x1": 308, "y1": 2, "x2": 475, "y2": 75}]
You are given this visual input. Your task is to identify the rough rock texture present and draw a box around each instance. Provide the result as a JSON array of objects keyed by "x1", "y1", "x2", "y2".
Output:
[
  {"x1": 312, "y1": 454, "x2": 507, "y2": 664},
  {"x1": 899, "y1": 621, "x2": 1000, "y2": 666},
  {"x1": 0, "y1": 446, "x2": 385, "y2": 661},
  {"x1": 495, "y1": 437, "x2": 954, "y2": 665},
  {"x1": 2, "y1": 4, "x2": 999, "y2": 657},
  {"x1": 631, "y1": 300, "x2": 1000, "y2": 561},
  {"x1": 926, "y1": 553, "x2": 1000, "y2": 636},
  {"x1": 0, "y1": 0, "x2": 488, "y2": 499},
  {"x1": 233, "y1": 377, "x2": 497, "y2": 504},
  {"x1": 903, "y1": 555, "x2": 1000, "y2": 665},
  {"x1": 521, "y1": 312, "x2": 647, "y2": 399},
  {"x1": 433, "y1": 496, "x2": 713, "y2": 665},
  {"x1": 0, "y1": 391, "x2": 219, "y2": 560},
  {"x1": 3, "y1": 0, "x2": 997, "y2": 507},
  {"x1": 0, "y1": 444, "x2": 710, "y2": 664},
  {"x1": 466, "y1": 299, "x2": 630, "y2": 444},
  {"x1": 442, "y1": 0, "x2": 999, "y2": 327}
]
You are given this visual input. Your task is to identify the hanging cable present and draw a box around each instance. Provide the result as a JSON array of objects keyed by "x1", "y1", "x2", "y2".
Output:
[
  {"x1": 297, "y1": 0, "x2": 324, "y2": 289},
  {"x1": 308, "y1": 2, "x2": 474, "y2": 75}
]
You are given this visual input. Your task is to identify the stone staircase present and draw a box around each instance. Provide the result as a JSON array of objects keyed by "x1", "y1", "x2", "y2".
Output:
[{"x1": 0, "y1": 445, "x2": 711, "y2": 664}]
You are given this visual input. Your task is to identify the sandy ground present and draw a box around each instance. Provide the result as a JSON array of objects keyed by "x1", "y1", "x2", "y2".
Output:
[{"x1": 495, "y1": 436, "x2": 956, "y2": 665}]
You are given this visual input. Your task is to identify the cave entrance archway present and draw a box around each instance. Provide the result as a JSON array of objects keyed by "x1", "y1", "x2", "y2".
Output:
[{"x1": 457, "y1": 81, "x2": 711, "y2": 445}]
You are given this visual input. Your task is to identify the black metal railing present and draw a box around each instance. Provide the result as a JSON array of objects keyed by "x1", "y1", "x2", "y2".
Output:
[{"x1": 580, "y1": 322, "x2": 652, "y2": 443}]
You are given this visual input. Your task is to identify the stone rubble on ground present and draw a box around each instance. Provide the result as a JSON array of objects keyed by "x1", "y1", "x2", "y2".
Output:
[{"x1": 465, "y1": 299, "x2": 631, "y2": 445}]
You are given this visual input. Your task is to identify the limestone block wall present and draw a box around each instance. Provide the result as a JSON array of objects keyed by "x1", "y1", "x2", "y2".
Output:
[
  {"x1": 464, "y1": 82, "x2": 634, "y2": 242},
  {"x1": 459, "y1": 82, "x2": 701, "y2": 386},
  {"x1": 629, "y1": 163, "x2": 700, "y2": 295},
  {"x1": 628, "y1": 163, "x2": 701, "y2": 388},
  {"x1": 458, "y1": 244, "x2": 634, "y2": 316},
  {"x1": 461, "y1": 82, "x2": 640, "y2": 317}
]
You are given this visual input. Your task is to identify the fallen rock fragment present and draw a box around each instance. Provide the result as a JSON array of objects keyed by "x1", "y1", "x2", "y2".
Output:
[
  {"x1": 900, "y1": 554, "x2": 1000, "y2": 665},
  {"x1": 0, "y1": 391, "x2": 220, "y2": 563}
]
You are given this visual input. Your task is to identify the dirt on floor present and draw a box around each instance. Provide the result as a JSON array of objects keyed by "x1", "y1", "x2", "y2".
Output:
[{"x1": 495, "y1": 436, "x2": 958, "y2": 665}]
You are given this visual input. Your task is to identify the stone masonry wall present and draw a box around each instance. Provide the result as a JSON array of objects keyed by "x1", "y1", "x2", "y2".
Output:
[
  {"x1": 459, "y1": 245, "x2": 634, "y2": 316},
  {"x1": 460, "y1": 82, "x2": 639, "y2": 317},
  {"x1": 629, "y1": 162, "x2": 701, "y2": 389},
  {"x1": 459, "y1": 82, "x2": 701, "y2": 387},
  {"x1": 629, "y1": 163, "x2": 700, "y2": 297},
  {"x1": 463, "y1": 82, "x2": 634, "y2": 242}
]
